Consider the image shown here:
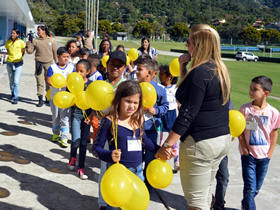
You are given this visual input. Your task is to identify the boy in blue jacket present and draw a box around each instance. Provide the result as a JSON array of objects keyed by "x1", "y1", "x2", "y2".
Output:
[{"x1": 136, "y1": 55, "x2": 169, "y2": 187}]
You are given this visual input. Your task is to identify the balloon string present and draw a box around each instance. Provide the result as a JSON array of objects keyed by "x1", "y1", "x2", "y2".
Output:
[
  {"x1": 98, "y1": 111, "x2": 104, "y2": 118},
  {"x1": 152, "y1": 116, "x2": 157, "y2": 131},
  {"x1": 82, "y1": 110, "x2": 88, "y2": 121},
  {"x1": 111, "y1": 116, "x2": 119, "y2": 164}
]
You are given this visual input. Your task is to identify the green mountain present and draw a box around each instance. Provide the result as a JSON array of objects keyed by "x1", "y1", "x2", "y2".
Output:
[{"x1": 27, "y1": 0, "x2": 280, "y2": 37}]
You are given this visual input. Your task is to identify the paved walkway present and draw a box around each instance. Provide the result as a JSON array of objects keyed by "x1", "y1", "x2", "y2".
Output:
[{"x1": 0, "y1": 54, "x2": 279, "y2": 210}]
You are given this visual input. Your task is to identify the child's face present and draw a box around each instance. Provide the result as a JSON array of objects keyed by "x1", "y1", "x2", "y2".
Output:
[
  {"x1": 249, "y1": 82, "x2": 269, "y2": 100},
  {"x1": 136, "y1": 64, "x2": 152, "y2": 83},
  {"x1": 76, "y1": 63, "x2": 89, "y2": 80},
  {"x1": 119, "y1": 94, "x2": 140, "y2": 118},
  {"x1": 108, "y1": 59, "x2": 126, "y2": 80},
  {"x1": 58, "y1": 53, "x2": 70, "y2": 66},
  {"x1": 68, "y1": 42, "x2": 79, "y2": 56},
  {"x1": 159, "y1": 71, "x2": 171, "y2": 86}
]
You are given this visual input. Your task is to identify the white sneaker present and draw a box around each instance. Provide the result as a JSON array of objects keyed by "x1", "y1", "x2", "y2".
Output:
[{"x1": 78, "y1": 169, "x2": 88, "y2": 180}]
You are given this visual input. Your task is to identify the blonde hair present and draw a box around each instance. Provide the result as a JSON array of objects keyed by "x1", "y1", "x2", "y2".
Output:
[{"x1": 180, "y1": 24, "x2": 231, "y2": 105}]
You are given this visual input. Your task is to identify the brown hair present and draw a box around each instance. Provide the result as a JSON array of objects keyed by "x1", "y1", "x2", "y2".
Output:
[{"x1": 107, "y1": 80, "x2": 144, "y2": 137}]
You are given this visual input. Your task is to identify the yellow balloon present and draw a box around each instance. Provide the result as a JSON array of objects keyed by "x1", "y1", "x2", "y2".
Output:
[
  {"x1": 50, "y1": 73, "x2": 66, "y2": 88},
  {"x1": 75, "y1": 91, "x2": 90, "y2": 110},
  {"x1": 122, "y1": 169, "x2": 150, "y2": 210},
  {"x1": 146, "y1": 159, "x2": 173, "y2": 189},
  {"x1": 53, "y1": 91, "x2": 75, "y2": 109},
  {"x1": 128, "y1": 48, "x2": 139, "y2": 61},
  {"x1": 101, "y1": 163, "x2": 133, "y2": 207},
  {"x1": 140, "y1": 82, "x2": 157, "y2": 109},
  {"x1": 66, "y1": 72, "x2": 84, "y2": 95},
  {"x1": 86, "y1": 80, "x2": 114, "y2": 111},
  {"x1": 169, "y1": 58, "x2": 180, "y2": 77},
  {"x1": 229, "y1": 110, "x2": 246, "y2": 137},
  {"x1": 101, "y1": 55, "x2": 110, "y2": 68},
  {"x1": 126, "y1": 55, "x2": 130, "y2": 66},
  {"x1": 46, "y1": 89, "x2": 51, "y2": 101}
]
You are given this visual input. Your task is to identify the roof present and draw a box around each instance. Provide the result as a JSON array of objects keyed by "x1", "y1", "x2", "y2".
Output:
[{"x1": 0, "y1": 0, "x2": 35, "y2": 27}]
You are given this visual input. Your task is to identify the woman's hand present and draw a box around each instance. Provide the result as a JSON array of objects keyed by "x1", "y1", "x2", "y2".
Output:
[
  {"x1": 179, "y1": 53, "x2": 191, "y2": 77},
  {"x1": 112, "y1": 149, "x2": 121, "y2": 162},
  {"x1": 179, "y1": 53, "x2": 191, "y2": 65},
  {"x1": 155, "y1": 146, "x2": 173, "y2": 160}
]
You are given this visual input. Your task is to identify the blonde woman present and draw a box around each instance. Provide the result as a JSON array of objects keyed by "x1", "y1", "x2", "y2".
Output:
[{"x1": 156, "y1": 24, "x2": 232, "y2": 210}]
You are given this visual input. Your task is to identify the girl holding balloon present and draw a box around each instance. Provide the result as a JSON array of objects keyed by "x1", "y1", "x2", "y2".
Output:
[
  {"x1": 46, "y1": 47, "x2": 75, "y2": 148},
  {"x1": 68, "y1": 59, "x2": 93, "y2": 180},
  {"x1": 93, "y1": 80, "x2": 158, "y2": 209}
]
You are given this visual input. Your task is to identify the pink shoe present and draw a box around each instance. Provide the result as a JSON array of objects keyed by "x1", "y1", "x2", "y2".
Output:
[
  {"x1": 78, "y1": 168, "x2": 88, "y2": 180},
  {"x1": 68, "y1": 157, "x2": 77, "y2": 171}
]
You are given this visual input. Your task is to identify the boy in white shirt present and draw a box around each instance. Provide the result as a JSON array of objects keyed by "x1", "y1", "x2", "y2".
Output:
[{"x1": 46, "y1": 47, "x2": 75, "y2": 147}]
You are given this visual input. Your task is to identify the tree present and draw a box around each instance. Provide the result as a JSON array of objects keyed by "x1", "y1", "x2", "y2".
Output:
[
  {"x1": 151, "y1": 21, "x2": 165, "y2": 38},
  {"x1": 111, "y1": 22, "x2": 126, "y2": 33},
  {"x1": 99, "y1": 19, "x2": 112, "y2": 35},
  {"x1": 239, "y1": 26, "x2": 261, "y2": 44},
  {"x1": 261, "y1": 28, "x2": 280, "y2": 44},
  {"x1": 132, "y1": 20, "x2": 152, "y2": 38},
  {"x1": 169, "y1": 22, "x2": 190, "y2": 41}
]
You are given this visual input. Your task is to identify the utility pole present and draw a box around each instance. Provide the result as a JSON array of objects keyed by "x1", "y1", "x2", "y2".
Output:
[
  {"x1": 85, "y1": 0, "x2": 99, "y2": 48},
  {"x1": 85, "y1": 0, "x2": 87, "y2": 31},
  {"x1": 95, "y1": 0, "x2": 99, "y2": 50}
]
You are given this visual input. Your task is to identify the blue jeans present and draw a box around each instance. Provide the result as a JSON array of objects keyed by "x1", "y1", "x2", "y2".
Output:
[
  {"x1": 214, "y1": 156, "x2": 229, "y2": 210},
  {"x1": 70, "y1": 112, "x2": 90, "y2": 169},
  {"x1": 241, "y1": 154, "x2": 270, "y2": 210},
  {"x1": 106, "y1": 163, "x2": 144, "y2": 210},
  {"x1": 6, "y1": 61, "x2": 23, "y2": 101}
]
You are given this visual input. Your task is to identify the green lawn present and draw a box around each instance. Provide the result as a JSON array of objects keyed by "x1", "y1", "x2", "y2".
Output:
[{"x1": 156, "y1": 56, "x2": 280, "y2": 143}]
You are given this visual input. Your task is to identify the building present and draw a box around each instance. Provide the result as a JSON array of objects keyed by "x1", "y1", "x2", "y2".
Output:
[
  {"x1": 253, "y1": 19, "x2": 264, "y2": 30},
  {"x1": 0, "y1": 0, "x2": 35, "y2": 46},
  {"x1": 113, "y1": 32, "x2": 128, "y2": 41}
]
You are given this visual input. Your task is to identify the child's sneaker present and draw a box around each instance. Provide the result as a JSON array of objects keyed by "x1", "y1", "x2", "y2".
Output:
[
  {"x1": 51, "y1": 134, "x2": 60, "y2": 142},
  {"x1": 78, "y1": 168, "x2": 88, "y2": 180},
  {"x1": 60, "y1": 139, "x2": 69, "y2": 147},
  {"x1": 68, "y1": 157, "x2": 77, "y2": 170}
]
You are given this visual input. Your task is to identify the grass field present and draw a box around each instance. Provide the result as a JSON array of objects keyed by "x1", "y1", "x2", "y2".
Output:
[{"x1": 156, "y1": 54, "x2": 280, "y2": 143}]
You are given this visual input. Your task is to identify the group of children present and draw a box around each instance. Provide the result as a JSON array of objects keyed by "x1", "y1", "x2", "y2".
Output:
[{"x1": 45, "y1": 39, "x2": 279, "y2": 210}]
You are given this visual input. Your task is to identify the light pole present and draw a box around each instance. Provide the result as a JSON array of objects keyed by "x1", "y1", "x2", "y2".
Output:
[{"x1": 86, "y1": 0, "x2": 99, "y2": 47}]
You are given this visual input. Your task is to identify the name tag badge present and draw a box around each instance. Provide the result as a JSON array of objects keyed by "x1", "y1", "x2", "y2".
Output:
[
  {"x1": 246, "y1": 119, "x2": 258, "y2": 130},
  {"x1": 127, "y1": 136, "x2": 142, "y2": 152}
]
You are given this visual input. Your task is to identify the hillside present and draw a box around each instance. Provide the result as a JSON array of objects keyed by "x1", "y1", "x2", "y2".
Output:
[{"x1": 27, "y1": 0, "x2": 280, "y2": 36}]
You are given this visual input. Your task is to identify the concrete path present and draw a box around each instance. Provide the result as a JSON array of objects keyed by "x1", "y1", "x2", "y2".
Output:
[{"x1": 0, "y1": 53, "x2": 279, "y2": 210}]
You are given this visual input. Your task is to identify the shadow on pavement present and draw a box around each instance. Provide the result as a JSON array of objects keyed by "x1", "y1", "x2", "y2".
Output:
[
  {"x1": 0, "y1": 93, "x2": 37, "y2": 106},
  {"x1": 151, "y1": 188, "x2": 188, "y2": 210},
  {"x1": 0, "y1": 122, "x2": 52, "y2": 142},
  {"x1": 0, "y1": 202, "x2": 32, "y2": 210},
  {"x1": 0, "y1": 166, "x2": 99, "y2": 210},
  {"x1": 8, "y1": 108, "x2": 52, "y2": 127},
  {"x1": 0, "y1": 144, "x2": 98, "y2": 183},
  {"x1": 50, "y1": 148, "x2": 101, "y2": 182}
]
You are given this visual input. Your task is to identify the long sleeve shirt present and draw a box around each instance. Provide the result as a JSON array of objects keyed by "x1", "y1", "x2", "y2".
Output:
[
  {"x1": 144, "y1": 80, "x2": 169, "y2": 130},
  {"x1": 172, "y1": 61, "x2": 230, "y2": 142},
  {"x1": 93, "y1": 117, "x2": 158, "y2": 168},
  {"x1": 26, "y1": 37, "x2": 57, "y2": 63}
]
